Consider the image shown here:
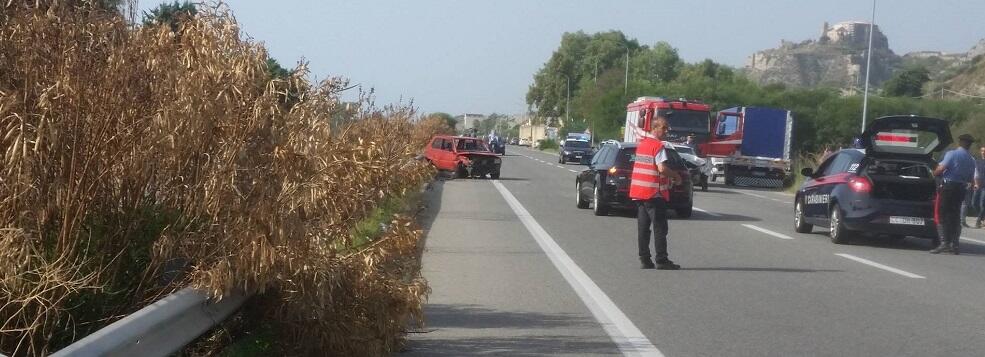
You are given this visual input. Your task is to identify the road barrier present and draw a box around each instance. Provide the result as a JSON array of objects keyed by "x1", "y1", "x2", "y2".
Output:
[{"x1": 50, "y1": 288, "x2": 249, "y2": 357}]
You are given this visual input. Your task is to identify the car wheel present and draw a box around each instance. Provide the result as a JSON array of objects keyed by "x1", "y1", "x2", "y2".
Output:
[
  {"x1": 456, "y1": 164, "x2": 468, "y2": 179},
  {"x1": 724, "y1": 172, "x2": 735, "y2": 186},
  {"x1": 593, "y1": 180, "x2": 609, "y2": 216},
  {"x1": 576, "y1": 181, "x2": 589, "y2": 209},
  {"x1": 829, "y1": 203, "x2": 852, "y2": 244},
  {"x1": 490, "y1": 171, "x2": 500, "y2": 179},
  {"x1": 794, "y1": 199, "x2": 813, "y2": 233},
  {"x1": 676, "y1": 205, "x2": 693, "y2": 218}
]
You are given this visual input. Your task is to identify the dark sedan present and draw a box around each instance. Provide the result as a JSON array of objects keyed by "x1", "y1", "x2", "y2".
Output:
[
  {"x1": 575, "y1": 141, "x2": 693, "y2": 217},
  {"x1": 559, "y1": 139, "x2": 592, "y2": 164},
  {"x1": 794, "y1": 115, "x2": 951, "y2": 244}
]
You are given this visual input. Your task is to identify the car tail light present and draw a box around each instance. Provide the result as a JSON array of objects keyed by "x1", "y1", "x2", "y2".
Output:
[{"x1": 849, "y1": 176, "x2": 872, "y2": 193}]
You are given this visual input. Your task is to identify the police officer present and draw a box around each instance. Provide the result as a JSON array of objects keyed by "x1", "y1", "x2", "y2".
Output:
[
  {"x1": 630, "y1": 115, "x2": 683, "y2": 269},
  {"x1": 932, "y1": 134, "x2": 977, "y2": 254}
]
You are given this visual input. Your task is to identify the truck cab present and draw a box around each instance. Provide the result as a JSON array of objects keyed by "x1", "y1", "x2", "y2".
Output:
[
  {"x1": 623, "y1": 97, "x2": 711, "y2": 147},
  {"x1": 701, "y1": 107, "x2": 793, "y2": 187}
]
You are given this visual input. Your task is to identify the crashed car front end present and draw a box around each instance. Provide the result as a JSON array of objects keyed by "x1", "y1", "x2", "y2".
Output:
[{"x1": 459, "y1": 154, "x2": 502, "y2": 177}]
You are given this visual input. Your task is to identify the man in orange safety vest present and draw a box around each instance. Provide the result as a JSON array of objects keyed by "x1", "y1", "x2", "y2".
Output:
[{"x1": 630, "y1": 115, "x2": 683, "y2": 270}]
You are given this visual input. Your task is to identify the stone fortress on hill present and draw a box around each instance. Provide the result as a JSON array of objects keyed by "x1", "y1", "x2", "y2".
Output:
[{"x1": 744, "y1": 21, "x2": 899, "y2": 90}]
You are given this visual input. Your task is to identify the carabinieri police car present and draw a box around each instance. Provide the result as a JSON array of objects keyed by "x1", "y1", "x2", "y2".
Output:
[{"x1": 793, "y1": 115, "x2": 952, "y2": 244}]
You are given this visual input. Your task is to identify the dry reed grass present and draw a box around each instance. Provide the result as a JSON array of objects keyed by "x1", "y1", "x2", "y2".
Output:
[{"x1": 1, "y1": 2, "x2": 443, "y2": 355}]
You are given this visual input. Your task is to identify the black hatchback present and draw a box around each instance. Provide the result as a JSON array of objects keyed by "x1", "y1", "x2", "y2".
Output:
[
  {"x1": 575, "y1": 141, "x2": 693, "y2": 217},
  {"x1": 794, "y1": 115, "x2": 952, "y2": 244}
]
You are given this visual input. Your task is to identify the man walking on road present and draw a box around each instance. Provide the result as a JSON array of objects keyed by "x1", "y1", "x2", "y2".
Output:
[
  {"x1": 932, "y1": 134, "x2": 976, "y2": 254},
  {"x1": 630, "y1": 115, "x2": 683, "y2": 269}
]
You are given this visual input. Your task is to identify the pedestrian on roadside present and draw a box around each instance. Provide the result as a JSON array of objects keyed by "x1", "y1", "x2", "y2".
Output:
[
  {"x1": 684, "y1": 133, "x2": 699, "y2": 153},
  {"x1": 973, "y1": 146, "x2": 985, "y2": 228},
  {"x1": 630, "y1": 115, "x2": 683, "y2": 270},
  {"x1": 931, "y1": 134, "x2": 977, "y2": 255}
]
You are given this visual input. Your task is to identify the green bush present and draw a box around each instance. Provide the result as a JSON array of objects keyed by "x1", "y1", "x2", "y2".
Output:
[{"x1": 538, "y1": 138, "x2": 559, "y2": 150}]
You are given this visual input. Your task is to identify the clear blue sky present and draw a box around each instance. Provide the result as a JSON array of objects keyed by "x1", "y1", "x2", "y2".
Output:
[{"x1": 139, "y1": 1, "x2": 985, "y2": 115}]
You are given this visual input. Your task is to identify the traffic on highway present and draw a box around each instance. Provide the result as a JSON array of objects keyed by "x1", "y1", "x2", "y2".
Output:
[{"x1": 410, "y1": 101, "x2": 985, "y2": 356}]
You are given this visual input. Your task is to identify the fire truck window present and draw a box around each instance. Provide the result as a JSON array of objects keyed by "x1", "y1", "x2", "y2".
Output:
[{"x1": 717, "y1": 115, "x2": 739, "y2": 136}]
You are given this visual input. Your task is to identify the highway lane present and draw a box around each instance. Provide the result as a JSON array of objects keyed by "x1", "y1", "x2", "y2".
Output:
[{"x1": 407, "y1": 145, "x2": 985, "y2": 356}]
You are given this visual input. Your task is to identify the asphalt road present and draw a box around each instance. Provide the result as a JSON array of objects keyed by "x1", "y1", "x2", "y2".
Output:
[{"x1": 402, "y1": 145, "x2": 985, "y2": 357}]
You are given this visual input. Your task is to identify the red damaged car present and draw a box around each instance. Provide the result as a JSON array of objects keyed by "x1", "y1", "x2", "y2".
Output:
[{"x1": 425, "y1": 135, "x2": 502, "y2": 179}]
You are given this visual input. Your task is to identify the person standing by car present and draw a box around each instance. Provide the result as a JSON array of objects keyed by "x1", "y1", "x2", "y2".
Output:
[
  {"x1": 932, "y1": 134, "x2": 977, "y2": 254},
  {"x1": 973, "y1": 146, "x2": 985, "y2": 228},
  {"x1": 630, "y1": 115, "x2": 683, "y2": 269},
  {"x1": 683, "y1": 133, "x2": 699, "y2": 153}
]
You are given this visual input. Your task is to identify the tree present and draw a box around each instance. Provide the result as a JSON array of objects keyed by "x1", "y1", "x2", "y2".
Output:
[
  {"x1": 882, "y1": 65, "x2": 931, "y2": 97},
  {"x1": 142, "y1": 1, "x2": 197, "y2": 32},
  {"x1": 526, "y1": 31, "x2": 640, "y2": 120}
]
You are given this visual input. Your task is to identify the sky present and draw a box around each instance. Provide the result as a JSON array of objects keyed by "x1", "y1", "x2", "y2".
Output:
[{"x1": 138, "y1": 1, "x2": 985, "y2": 116}]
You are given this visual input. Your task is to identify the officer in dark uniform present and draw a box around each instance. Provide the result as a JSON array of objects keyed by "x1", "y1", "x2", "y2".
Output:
[{"x1": 932, "y1": 134, "x2": 977, "y2": 254}]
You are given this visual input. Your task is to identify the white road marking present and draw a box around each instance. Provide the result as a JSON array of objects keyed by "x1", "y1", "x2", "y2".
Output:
[
  {"x1": 569, "y1": 169, "x2": 579, "y2": 173},
  {"x1": 692, "y1": 207, "x2": 721, "y2": 217},
  {"x1": 737, "y1": 191, "x2": 768, "y2": 199},
  {"x1": 835, "y1": 253, "x2": 926, "y2": 279},
  {"x1": 771, "y1": 198, "x2": 785, "y2": 203},
  {"x1": 556, "y1": 165, "x2": 565, "y2": 168},
  {"x1": 492, "y1": 180, "x2": 665, "y2": 357},
  {"x1": 960, "y1": 236, "x2": 985, "y2": 245},
  {"x1": 741, "y1": 224, "x2": 794, "y2": 240}
]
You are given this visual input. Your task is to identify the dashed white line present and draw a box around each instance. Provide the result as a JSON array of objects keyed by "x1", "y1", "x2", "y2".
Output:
[
  {"x1": 737, "y1": 191, "x2": 768, "y2": 199},
  {"x1": 835, "y1": 253, "x2": 925, "y2": 279},
  {"x1": 492, "y1": 180, "x2": 665, "y2": 356},
  {"x1": 741, "y1": 224, "x2": 794, "y2": 240},
  {"x1": 692, "y1": 207, "x2": 721, "y2": 217},
  {"x1": 960, "y1": 236, "x2": 985, "y2": 245},
  {"x1": 568, "y1": 169, "x2": 579, "y2": 173}
]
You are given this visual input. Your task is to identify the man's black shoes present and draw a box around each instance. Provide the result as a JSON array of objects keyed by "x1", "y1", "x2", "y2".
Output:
[
  {"x1": 640, "y1": 257, "x2": 655, "y2": 269},
  {"x1": 929, "y1": 243, "x2": 956, "y2": 255},
  {"x1": 655, "y1": 260, "x2": 681, "y2": 270}
]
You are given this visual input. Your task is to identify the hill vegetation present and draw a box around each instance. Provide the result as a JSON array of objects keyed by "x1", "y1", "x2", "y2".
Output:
[{"x1": 526, "y1": 30, "x2": 985, "y2": 154}]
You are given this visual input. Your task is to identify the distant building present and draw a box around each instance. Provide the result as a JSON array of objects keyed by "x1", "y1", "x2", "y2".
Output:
[{"x1": 454, "y1": 113, "x2": 486, "y2": 133}]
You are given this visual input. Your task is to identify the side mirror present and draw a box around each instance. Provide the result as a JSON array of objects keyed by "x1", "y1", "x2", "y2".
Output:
[{"x1": 800, "y1": 167, "x2": 814, "y2": 177}]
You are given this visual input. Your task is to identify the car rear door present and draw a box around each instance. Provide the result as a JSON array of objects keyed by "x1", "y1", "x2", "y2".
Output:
[{"x1": 802, "y1": 152, "x2": 854, "y2": 222}]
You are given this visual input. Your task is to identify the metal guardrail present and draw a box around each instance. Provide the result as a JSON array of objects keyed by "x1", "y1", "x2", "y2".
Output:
[{"x1": 51, "y1": 288, "x2": 249, "y2": 357}]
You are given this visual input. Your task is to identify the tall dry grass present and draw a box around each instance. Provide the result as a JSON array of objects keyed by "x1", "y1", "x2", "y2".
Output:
[{"x1": 1, "y1": 2, "x2": 440, "y2": 355}]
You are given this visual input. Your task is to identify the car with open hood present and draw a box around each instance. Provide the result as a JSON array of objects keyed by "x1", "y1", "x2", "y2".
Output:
[
  {"x1": 425, "y1": 135, "x2": 502, "y2": 179},
  {"x1": 793, "y1": 115, "x2": 952, "y2": 244}
]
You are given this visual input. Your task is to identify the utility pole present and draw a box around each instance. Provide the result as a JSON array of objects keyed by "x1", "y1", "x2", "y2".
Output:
[
  {"x1": 624, "y1": 51, "x2": 629, "y2": 99},
  {"x1": 860, "y1": 0, "x2": 876, "y2": 133},
  {"x1": 565, "y1": 75, "x2": 570, "y2": 126}
]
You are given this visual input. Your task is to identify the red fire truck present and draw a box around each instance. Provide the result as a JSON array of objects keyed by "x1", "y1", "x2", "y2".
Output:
[{"x1": 623, "y1": 97, "x2": 711, "y2": 145}]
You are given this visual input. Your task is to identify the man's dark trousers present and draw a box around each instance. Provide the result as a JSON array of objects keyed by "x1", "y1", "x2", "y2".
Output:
[
  {"x1": 637, "y1": 198, "x2": 669, "y2": 262},
  {"x1": 939, "y1": 182, "x2": 967, "y2": 246}
]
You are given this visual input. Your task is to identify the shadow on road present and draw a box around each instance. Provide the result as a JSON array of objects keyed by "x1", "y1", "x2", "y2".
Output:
[
  {"x1": 683, "y1": 267, "x2": 843, "y2": 273},
  {"x1": 401, "y1": 304, "x2": 615, "y2": 356},
  {"x1": 800, "y1": 231, "x2": 985, "y2": 256}
]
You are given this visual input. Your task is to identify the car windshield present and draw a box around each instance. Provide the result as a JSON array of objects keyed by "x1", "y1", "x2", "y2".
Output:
[
  {"x1": 565, "y1": 140, "x2": 590, "y2": 148},
  {"x1": 674, "y1": 145, "x2": 695, "y2": 155},
  {"x1": 658, "y1": 109, "x2": 709, "y2": 135},
  {"x1": 456, "y1": 138, "x2": 488, "y2": 152}
]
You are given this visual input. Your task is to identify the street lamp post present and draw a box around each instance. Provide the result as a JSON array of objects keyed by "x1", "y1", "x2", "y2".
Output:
[{"x1": 861, "y1": 0, "x2": 876, "y2": 133}]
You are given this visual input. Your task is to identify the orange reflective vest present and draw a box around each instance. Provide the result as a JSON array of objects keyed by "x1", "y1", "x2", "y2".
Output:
[{"x1": 629, "y1": 138, "x2": 671, "y2": 201}]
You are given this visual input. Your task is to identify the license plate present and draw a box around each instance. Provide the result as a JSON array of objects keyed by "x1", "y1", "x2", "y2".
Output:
[
  {"x1": 574, "y1": 155, "x2": 582, "y2": 158},
  {"x1": 752, "y1": 171, "x2": 766, "y2": 176},
  {"x1": 889, "y1": 216, "x2": 924, "y2": 225}
]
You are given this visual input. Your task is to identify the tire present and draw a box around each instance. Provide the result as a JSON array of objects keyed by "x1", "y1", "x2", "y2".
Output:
[
  {"x1": 676, "y1": 205, "x2": 693, "y2": 218},
  {"x1": 794, "y1": 199, "x2": 813, "y2": 233},
  {"x1": 456, "y1": 164, "x2": 468, "y2": 179},
  {"x1": 829, "y1": 203, "x2": 852, "y2": 244},
  {"x1": 724, "y1": 172, "x2": 735, "y2": 186},
  {"x1": 490, "y1": 171, "x2": 500, "y2": 179},
  {"x1": 576, "y1": 181, "x2": 589, "y2": 209},
  {"x1": 592, "y1": 180, "x2": 609, "y2": 216}
]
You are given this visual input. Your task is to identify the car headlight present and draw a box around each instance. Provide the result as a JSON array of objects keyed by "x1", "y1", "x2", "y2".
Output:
[
  {"x1": 564, "y1": 150, "x2": 571, "y2": 155},
  {"x1": 493, "y1": 157, "x2": 502, "y2": 164}
]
